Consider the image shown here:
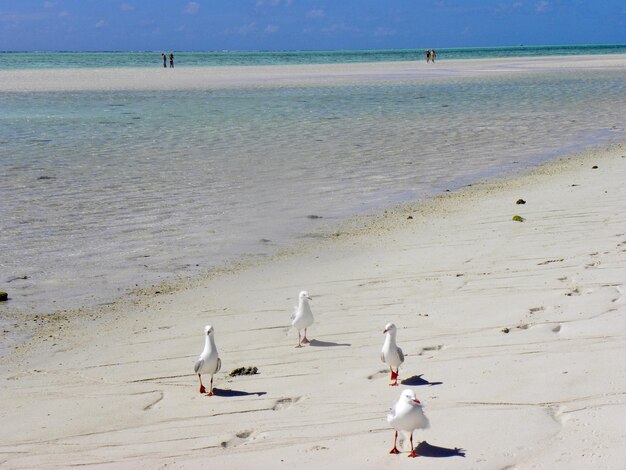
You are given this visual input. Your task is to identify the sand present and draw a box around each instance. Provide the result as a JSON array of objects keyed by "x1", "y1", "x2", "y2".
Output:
[
  {"x1": 1, "y1": 54, "x2": 625, "y2": 92},
  {"x1": 1, "y1": 139, "x2": 625, "y2": 469}
]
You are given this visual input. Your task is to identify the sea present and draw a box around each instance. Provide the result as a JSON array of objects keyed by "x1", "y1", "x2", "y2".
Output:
[{"x1": 1, "y1": 45, "x2": 625, "y2": 323}]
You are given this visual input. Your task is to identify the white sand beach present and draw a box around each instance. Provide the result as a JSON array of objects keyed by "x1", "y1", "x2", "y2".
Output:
[
  {"x1": 1, "y1": 54, "x2": 625, "y2": 92},
  {"x1": 1, "y1": 140, "x2": 625, "y2": 468}
]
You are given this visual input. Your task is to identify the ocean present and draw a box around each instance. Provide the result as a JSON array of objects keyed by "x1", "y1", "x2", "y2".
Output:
[{"x1": 1, "y1": 45, "x2": 625, "y2": 321}]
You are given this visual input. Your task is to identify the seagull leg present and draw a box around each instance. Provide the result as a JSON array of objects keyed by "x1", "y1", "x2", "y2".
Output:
[
  {"x1": 301, "y1": 328, "x2": 310, "y2": 344},
  {"x1": 407, "y1": 433, "x2": 419, "y2": 458},
  {"x1": 389, "y1": 368, "x2": 399, "y2": 386},
  {"x1": 389, "y1": 431, "x2": 400, "y2": 454},
  {"x1": 206, "y1": 376, "x2": 214, "y2": 397},
  {"x1": 198, "y1": 374, "x2": 206, "y2": 394},
  {"x1": 296, "y1": 331, "x2": 303, "y2": 348}
]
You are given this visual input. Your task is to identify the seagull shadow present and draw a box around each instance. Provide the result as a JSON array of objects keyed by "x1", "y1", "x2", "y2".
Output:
[
  {"x1": 308, "y1": 339, "x2": 351, "y2": 347},
  {"x1": 212, "y1": 388, "x2": 267, "y2": 397},
  {"x1": 401, "y1": 374, "x2": 443, "y2": 386},
  {"x1": 415, "y1": 441, "x2": 466, "y2": 458}
]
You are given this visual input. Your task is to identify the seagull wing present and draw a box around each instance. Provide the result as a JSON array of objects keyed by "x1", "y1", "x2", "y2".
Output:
[
  {"x1": 193, "y1": 358, "x2": 204, "y2": 374},
  {"x1": 397, "y1": 346, "x2": 404, "y2": 363},
  {"x1": 290, "y1": 305, "x2": 297, "y2": 320},
  {"x1": 381, "y1": 350, "x2": 387, "y2": 363},
  {"x1": 216, "y1": 357, "x2": 222, "y2": 373}
]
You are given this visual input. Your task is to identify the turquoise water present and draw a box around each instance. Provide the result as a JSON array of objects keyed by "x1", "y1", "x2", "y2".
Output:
[
  {"x1": 1, "y1": 44, "x2": 625, "y2": 69},
  {"x1": 1, "y1": 57, "x2": 625, "y2": 317}
]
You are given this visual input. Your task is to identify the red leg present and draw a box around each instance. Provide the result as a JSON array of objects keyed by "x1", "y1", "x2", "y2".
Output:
[
  {"x1": 301, "y1": 328, "x2": 310, "y2": 344},
  {"x1": 408, "y1": 433, "x2": 419, "y2": 458},
  {"x1": 198, "y1": 374, "x2": 206, "y2": 394},
  {"x1": 206, "y1": 376, "x2": 214, "y2": 397},
  {"x1": 389, "y1": 431, "x2": 400, "y2": 454},
  {"x1": 389, "y1": 369, "x2": 399, "y2": 386}
]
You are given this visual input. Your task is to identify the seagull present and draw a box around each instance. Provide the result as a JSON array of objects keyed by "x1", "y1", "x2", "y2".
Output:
[
  {"x1": 194, "y1": 325, "x2": 221, "y2": 396},
  {"x1": 387, "y1": 389, "x2": 430, "y2": 457},
  {"x1": 291, "y1": 290, "x2": 313, "y2": 348},
  {"x1": 381, "y1": 323, "x2": 404, "y2": 386}
]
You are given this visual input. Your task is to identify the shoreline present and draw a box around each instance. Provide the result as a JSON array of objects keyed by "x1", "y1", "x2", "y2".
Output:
[
  {"x1": 2, "y1": 53, "x2": 625, "y2": 320},
  {"x1": 1, "y1": 138, "x2": 621, "y2": 349},
  {"x1": 2, "y1": 142, "x2": 625, "y2": 468},
  {"x1": 1, "y1": 53, "x2": 625, "y2": 92}
]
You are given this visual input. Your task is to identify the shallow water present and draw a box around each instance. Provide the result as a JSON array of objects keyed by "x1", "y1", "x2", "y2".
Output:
[
  {"x1": 1, "y1": 69, "x2": 625, "y2": 315},
  {"x1": 2, "y1": 44, "x2": 626, "y2": 69}
]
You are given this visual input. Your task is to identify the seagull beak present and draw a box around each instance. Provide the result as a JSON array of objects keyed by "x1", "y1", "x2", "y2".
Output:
[
  {"x1": 307, "y1": 295, "x2": 312, "y2": 300},
  {"x1": 413, "y1": 399, "x2": 421, "y2": 405},
  {"x1": 383, "y1": 328, "x2": 388, "y2": 334}
]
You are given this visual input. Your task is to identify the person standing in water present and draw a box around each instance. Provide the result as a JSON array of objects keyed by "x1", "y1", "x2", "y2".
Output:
[
  {"x1": 161, "y1": 53, "x2": 167, "y2": 68},
  {"x1": 169, "y1": 53, "x2": 174, "y2": 68},
  {"x1": 425, "y1": 49, "x2": 431, "y2": 63},
  {"x1": 431, "y1": 49, "x2": 436, "y2": 63}
]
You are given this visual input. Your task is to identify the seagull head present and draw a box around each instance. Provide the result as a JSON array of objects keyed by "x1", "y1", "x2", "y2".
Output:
[
  {"x1": 383, "y1": 323, "x2": 397, "y2": 334},
  {"x1": 204, "y1": 325, "x2": 215, "y2": 336},
  {"x1": 299, "y1": 290, "x2": 312, "y2": 301},
  {"x1": 400, "y1": 389, "x2": 422, "y2": 406}
]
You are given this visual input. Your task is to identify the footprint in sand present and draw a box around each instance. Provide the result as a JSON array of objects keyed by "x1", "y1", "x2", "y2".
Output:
[
  {"x1": 546, "y1": 405, "x2": 568, "y2": 426},
  {"x1": 418, "y1": 344, "x2": 445, "y2": 356},
  {"x1": 142, "y1": 390, "x2": 165, "y2": 411},
  {"x1": 513, "y1": 323, "x2": 561, "y2": 334},
  {"x1": 565, "y1": 287, "x2": 581, "y2": 297},
  {"x1": 220, "y1": 430, "x2": 254, "y2": 448},
  {"x1": 272, "y1": 397, "x2": 300, "y2": 410}
]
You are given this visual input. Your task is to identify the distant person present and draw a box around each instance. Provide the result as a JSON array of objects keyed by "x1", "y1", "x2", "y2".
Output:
[
  {"x1": 431, "y1": 49, "x2": 436, "y2": 63},
  {"x1": 169, "y1": 53, "x2": 174, "y2": 68},
  {"x1": 425, "y1": 49, "x2": 431, "y2": 63},
  {"x1": 162, "y1": 53, "x2": 167, "y2": 68}
]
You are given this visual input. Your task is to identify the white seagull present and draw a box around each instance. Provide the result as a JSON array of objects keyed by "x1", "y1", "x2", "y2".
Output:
[
  {"x1": 381, "y1": 323, "x2": 404, "y2": 386},
  {"x1": 194, "y1": 324, "x2": 221, "y2": 396},
  {"x1": 387, "y1": 389, "x2": 430, "y2": 457},
  {"x1": 291, "y1": 290, "x2": 313, "y2": 347}
]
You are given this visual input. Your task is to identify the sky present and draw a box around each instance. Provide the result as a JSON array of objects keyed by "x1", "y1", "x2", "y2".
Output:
[{"x1": 1, "y1": 0, "x2": 625, "y2": 52}]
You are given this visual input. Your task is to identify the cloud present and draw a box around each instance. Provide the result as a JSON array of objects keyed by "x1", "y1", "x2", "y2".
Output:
[
  {"x1": 322, "y1": 23, "x2": 361, "y2": 33},
  {"x1": 183, "y1": 2, "x2": 200, "y2": 14},
  {"x1": 494, "y1": 1, "x2": 524, "y2": 14},
  {"x1": 0, "y1": 12, "x2": 46, "y2": 24},
  {"x1": 95, "y1": 19, "x2": 106, "y2": 28},
  {"x1": 306, "y1": 9, "x2": 325, "y2": 18},
  {"x1": 374, "y1": 26, "x2": 395, "y2": 37},
  {"x1": 43, "y1": 1, "x2": 58, "y2": 8},
  {"x1": 256, "y1": 0, "x2": 293, "y2": 6},
  {"x1": 265, "y1": 24, "x2": 279, "y2": 33},
  {"x1": 535, "y1": 0, "x2": 550, "y2": 12},
  {"x1": 120, "y1": 3, "x2": 135, "y2": 11},
  {"x1": 238, "y1": 22, "x2": 257, "y2": 35}
]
